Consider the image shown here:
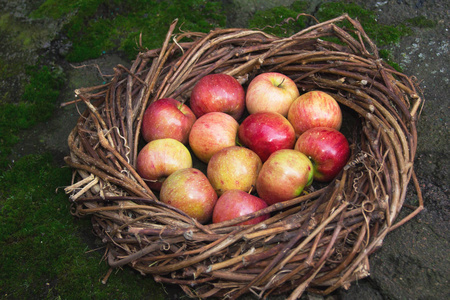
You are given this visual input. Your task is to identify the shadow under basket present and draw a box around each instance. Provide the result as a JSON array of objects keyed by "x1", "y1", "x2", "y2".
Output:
[{"x1": 64, "y1": 14, "x2": 424, "y2": 299}]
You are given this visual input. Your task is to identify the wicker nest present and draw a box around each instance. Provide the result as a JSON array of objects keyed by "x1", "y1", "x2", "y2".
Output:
[{"x1": 64, "y1": 14, "x2": 424, "y2": 299}]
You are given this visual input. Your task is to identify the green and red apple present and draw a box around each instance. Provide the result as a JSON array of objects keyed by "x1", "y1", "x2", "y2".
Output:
[
  {"x1": 189, "y1": 73, "x2": 245, "y2": 120},
  {"x1": 256, "y1": 149, "x2": 314, "y2": 205},
  {"x1": 188, "y1": 112, "x2": 239, "y2": 163},
  {"x1": 207, "y1": 146, "x2": 262, "y2": 196},
  {"x1": 212, "y1": 190, "x2": 269, "y2": 226},
  {"x1": 238, "y1": 111, "x2": 296, "y2": 162},
  {"x1": 136, "y1": 138, "x2": 192, "y2": 191},
  {"x1": 160, "y1": 168, "x2": 217, "y2": 224},
  {"x1": 141, "y1": 98, "x2": 196, "y2": 144},
  {"x1": 295, "y1": 127, "x2": 350, "y2": 182},
  {"x1": 288, "y1": 90, "x2": 342, "y2": 137},
  {"x1": 245, "y1": 72, "x2": 299, "y2": 117}
]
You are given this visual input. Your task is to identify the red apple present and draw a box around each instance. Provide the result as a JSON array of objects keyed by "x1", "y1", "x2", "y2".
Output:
[
  {"x1": 189, "y1": 73, "x2": 245, "y2": 120},
  {"x1": 238, "y1": 111, "x2": 296, "y2": 162},
  {"x1": 188, "y1": 112, "x2": 239, "y2": 163},
  {"x1": 288, "y1": 90, "x2": 342, "y2": 137},
  {"x1": 295, "y1": 127, "x2": 350, "y2": 182},
  {"x1": 136, "y1": 138, "x2": 192, "y2": 191},
  {"x1": 207, "y1": 146, "x2": 262, "y2": 196},
  {"x1": 212, "y1": 190, "x2": 269, "y2": 226},
  {"x1": 141, "y1": 98, "x2": 196, "y2": 144},
  {"x1": 256, "y1": 149, "x2": 314, "y2": 206},
  {"x1": 245, "y1": 72, "x2": 299, "y2": 117},
  {"x1": 160, "y1": 168, "x2": 218, "y2": 224}
]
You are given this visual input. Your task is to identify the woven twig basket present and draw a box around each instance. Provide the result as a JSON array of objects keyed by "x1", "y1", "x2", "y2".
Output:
[{"x1": 64, "y1": 14, "x2": 424, "y2": 299}]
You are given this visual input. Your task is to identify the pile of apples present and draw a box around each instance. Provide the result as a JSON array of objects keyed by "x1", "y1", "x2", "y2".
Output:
[{"x1": 137, "y1": 73, "x2": 350, "y2": 225}]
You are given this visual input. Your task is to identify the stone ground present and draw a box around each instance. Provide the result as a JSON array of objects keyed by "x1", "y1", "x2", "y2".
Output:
[{"x1": 3, "y1": 0, "x2": 449, "y2": 299}]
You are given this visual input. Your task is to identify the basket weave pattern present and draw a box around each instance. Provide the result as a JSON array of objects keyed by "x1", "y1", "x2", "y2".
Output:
[{"x1": 64, "y1": 14, "x2": 424, "y2": 299}]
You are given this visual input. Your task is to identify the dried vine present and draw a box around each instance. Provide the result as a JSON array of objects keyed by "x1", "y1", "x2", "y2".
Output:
[{"x1": 64, "y1": 14, "x2": 424, "y2": 299}]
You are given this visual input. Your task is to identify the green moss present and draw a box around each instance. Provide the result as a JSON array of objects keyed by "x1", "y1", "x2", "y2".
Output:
[
  {"x1": 30, "y1": 0, "x2": 85, "y2": 19},
  {"x1": 0, "y1": 58, "x2": 9, "y2": 79},
  {"x1": 313, "y1": 2, "x2": 418, "y2": 71},
  {"x1": 248, "y1": 1, "x2": 413, "y2": 71},
  {"x1": 0, "y1": 13, "x2": 9, "y2": 28},
  {"x1": 247, "y1": 1, "x2": 412, "y2": 47},
  {"x1": 31, "y1": 0, "x2": 226, "y2": 62},
  {"x1": 317, "y1": 2, "x2": 411, "y2": 46},
  {"x1": 0, "y1": 65, "x2": 65, "y2": 169},
  {"x1": 0, "y1": 154, "x2": 166, "y2": 299},
  {"x1": 316, "y1": 2, "x2": 412, "y2": 46},
  {"x1": 248, "y1": 1, "x2": 309, "y2": 37},
  {"x1": 0, "y1": 13, "x2": 54, "y2": 50},
  {"x1": 406, "y1": 16, "x2": 437, "y2": 28},
  {"x1": 379, "y1": 49, "x2": 402, "y2": 72}
]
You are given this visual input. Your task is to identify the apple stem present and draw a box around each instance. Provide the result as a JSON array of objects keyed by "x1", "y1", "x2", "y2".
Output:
[
  {"x1": 235, "y1": 137, "x2": 243, "y2": 147},
  {"x1": 247, "y1": 186, "x2": 254, "y2": 194},
  {"x1": 277, "y1": 78, "x2": 285, "y2": 88}
]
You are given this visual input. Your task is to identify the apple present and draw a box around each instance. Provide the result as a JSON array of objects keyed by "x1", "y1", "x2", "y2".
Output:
[
  {"x1": 141, "y1": 98, "x2": 196, "y2": 144},
  {"x1": 238, "y1": 111, "x2": 296, "y2": 162},
  {"x1": 256, "y1": 149, "x2": 314, "y2": 206},
  {"x1": 245, "y1": 72, "x2": 299, "y2": 117},
  {"x1": 207, "y1": 146, "x2": 262, "y2": 196},
  {"x1": 160, "y1": 168, "x2": 218, "y2": 224},
  {"x1": 136, "y1": 138, "x2": 192, "y2": 191},
  {"x1": 212, "y1": 190, "x2": 269, "y2": 226},
  {"x1": 295, "y1": 127, "x2": 350, "y2": 182},
  {"x1": 188, "y1": 112, "x2": 239, "y2": 163},
  {"x1": 189, "y1": 73, "x2": 245, "y2": 120},
  {"x1": 288, "y1": 90, "x2": 342, "y2": 137}
]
